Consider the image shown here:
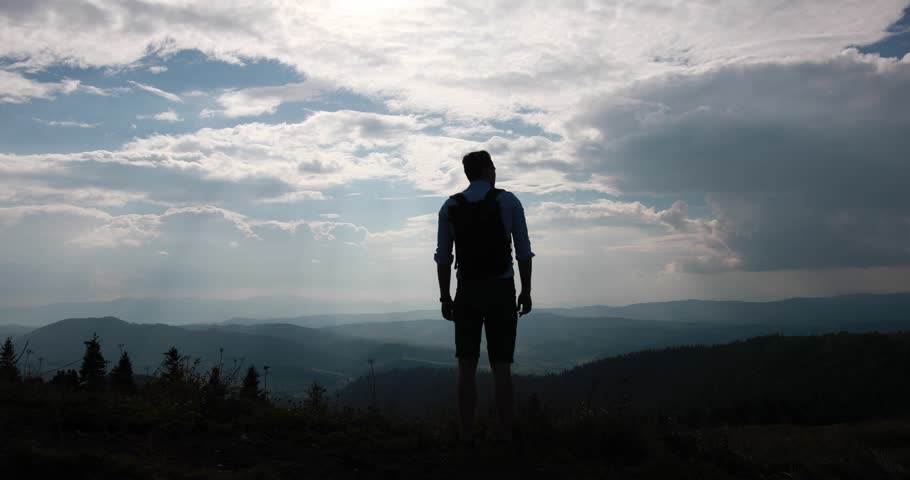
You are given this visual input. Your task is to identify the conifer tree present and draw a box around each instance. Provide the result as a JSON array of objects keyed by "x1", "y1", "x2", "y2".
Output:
[
  {"x1": 202, "y1": 365, "x2": 227, "y2": 409},
  {"x1": 304, "y1": 381, "x2": 328, "y2": 413},
  {"x1": 110, "y1": 350, "x2": 135, "y2": 392},
  {"x1": 51, "y1": 369, "x2": 80, "y2": 389},
  {"x1": 79, "y1": 333, "x2": 107, "y2": 390},
  {"x1": 0, "y1": 337, "x2": 20, "y2": 383},
  {"x1": 240, "y1": 365, "x2": 261, "y2": 400},
  {"x1": 159, "y1": 346, "x2": 185, "y2": 383}
]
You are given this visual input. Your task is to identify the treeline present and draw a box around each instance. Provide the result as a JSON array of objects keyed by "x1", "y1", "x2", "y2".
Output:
[
  {"x1": 4, "y1": 332, "x2": 910, "y2": 478},
  {"x1": 0, "y1": 333, "x2": 330, "y2": 416},
  {"x1": 339, "y1": 332, "x2": 910, "y2": 426}
]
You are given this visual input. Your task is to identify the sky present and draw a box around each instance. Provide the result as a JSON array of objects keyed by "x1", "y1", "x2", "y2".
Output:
[{"x1": 1, "y1": 1, "x2": 909, "y2": 311}]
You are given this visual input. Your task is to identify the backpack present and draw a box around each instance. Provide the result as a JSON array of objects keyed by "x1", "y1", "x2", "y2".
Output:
[{"x1": 448, "y1": 188, "x2": 512, "y2": 280}]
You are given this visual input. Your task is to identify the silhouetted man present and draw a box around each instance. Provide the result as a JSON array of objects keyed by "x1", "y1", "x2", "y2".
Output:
[{"x1": 435, "y1": 150, "x2": 534, "y2": 445}]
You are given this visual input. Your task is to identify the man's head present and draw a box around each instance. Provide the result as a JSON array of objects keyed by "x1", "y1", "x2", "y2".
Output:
[{"x1": 462, "y1": 150, "x2": 496, "y2": 185}]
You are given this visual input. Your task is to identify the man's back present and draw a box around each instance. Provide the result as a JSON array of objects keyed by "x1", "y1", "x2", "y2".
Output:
[
  {"x1": 435, "y1": 150, "x2": 533, "y2": 446},
  {"x1": 434, "y1": 180, "x2": 534, "y2": 280}
]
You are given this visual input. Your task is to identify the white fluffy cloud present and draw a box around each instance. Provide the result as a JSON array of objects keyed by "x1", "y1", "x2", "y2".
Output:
[
  {"x1": 1, "y1": 1, "x2": 905, "y2": 120},
  {"x1": 0, "y1": 110, "x2": 596, "y2": 212},
  {"x1": 0, "y1": 70, "x2": 116, "y2": 103},
  {"x1": 214, "y1": 79, "x2": 333, "y2": 117},
  {"x1": 137, "y1": 110, "x2": 182, "y2": 122}
]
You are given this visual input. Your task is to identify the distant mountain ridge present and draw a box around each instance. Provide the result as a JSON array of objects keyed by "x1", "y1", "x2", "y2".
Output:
[
  {"x1": 544, "y1": 292, "x2": 910, "y2": 328},
  {"x1": 7, "y1": 291, "x2": 908, "y2": 330},
  {"x1": 0, "y1": 296, "x2": 428, "y2": 327},
  {"x1": 13, "y1": 316, "x2": 456, "y2": 392},
  {"x1": 220, "y1": 310, "x2": 441, "y2": 329}
]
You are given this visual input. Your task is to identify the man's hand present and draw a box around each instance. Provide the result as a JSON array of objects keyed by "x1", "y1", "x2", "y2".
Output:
[
  {"x1": 517, "y1": 291, "x2": 532, "y2": 317},
  {"x1": 441, "y1": 297, "x2": 456, "y2": 321}
]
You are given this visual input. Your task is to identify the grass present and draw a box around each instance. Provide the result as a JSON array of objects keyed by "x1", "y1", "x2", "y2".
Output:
[{"x1": 2, "y1": 382, "x2": 910, "y2": 479}]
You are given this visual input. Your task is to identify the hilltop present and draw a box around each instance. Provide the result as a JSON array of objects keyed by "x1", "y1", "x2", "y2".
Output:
[
  {"x1": 15, "y1": 316, "x2": 455, "y2": 393},
  {"x1": 3, "y1": 330, "x2": 910, "y2": 479}
]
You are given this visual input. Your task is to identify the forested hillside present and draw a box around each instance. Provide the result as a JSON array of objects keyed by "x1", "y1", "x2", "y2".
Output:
[
  {"x1": 3, "y1": 330, "x2": 909, "y2": 479},
  {"x1": 13, "y1": 317, "x2": 455, "y2": 392},
  {"x1": 339, "y1": 332, "x2": 910, "y2": 424}
]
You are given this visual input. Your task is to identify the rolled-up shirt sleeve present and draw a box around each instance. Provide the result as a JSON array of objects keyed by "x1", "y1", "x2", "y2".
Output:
[
  {"x1": 434, "y1": 199, "x2": 455, "y2": 265},
  {"x1": 510, "y1": 195, "x2": 535, "y2": 261}
]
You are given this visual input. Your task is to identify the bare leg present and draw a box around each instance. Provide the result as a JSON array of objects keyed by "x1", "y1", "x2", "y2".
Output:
[
  {"x1": 491, "y1": 361, "x2": 513, "y2": 442},
  {"x1": 457, "y1": 357, "x2": 479, "y2": 442}
]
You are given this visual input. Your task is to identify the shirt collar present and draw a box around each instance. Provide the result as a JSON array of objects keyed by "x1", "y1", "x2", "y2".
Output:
[{"x1": 467, "y1": 180, "x2": 492, "y2": 190}]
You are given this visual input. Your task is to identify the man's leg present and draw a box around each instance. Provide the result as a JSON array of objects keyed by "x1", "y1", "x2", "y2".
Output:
[
  {"x1": 457, "y1": 356, "x2": 479, "y2": 442},
  {"x1": 485, "y1": 278, "x2": 518, "y2": 443},
  {"x1": 454, "y1": 282, "x2": 482, "y2": 443},
  {"x1": 491, "y1": 361, "x2": 513, "y2": 442}
]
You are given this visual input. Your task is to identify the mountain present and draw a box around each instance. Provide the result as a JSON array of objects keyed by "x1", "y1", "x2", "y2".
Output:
[
  {"x1": 15, "y1": 317, "x2": 455, "y2": 393},
  {"x1": 0, "y1": 296, "x2": 427, "y2": 328},
  {"x1": 220, "y1": 310, "x2": 439, "y2": 328},
  {"x1": 339, "y1": 331, "x2": 910, "y2": 422},
  {"x1": 0, "y1": 324, "x2": 32, "y2": 339},
  {"x1": 544, "y1": 292, "x2": 910, "y2": 328},
  {"x1": 324, "y1": 298, "x2": 910, "y2": 373},
  {"x1": 325, "y1": 313, "x2": 781, "y2": 371},
  {"x1": 5, "y1": 291, "x2": 909, "y2": 330}
]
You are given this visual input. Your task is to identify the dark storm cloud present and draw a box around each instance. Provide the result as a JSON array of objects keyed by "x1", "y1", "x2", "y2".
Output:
[{"x1": 571, "y1": 51, "x2": 910, "y2": 271}]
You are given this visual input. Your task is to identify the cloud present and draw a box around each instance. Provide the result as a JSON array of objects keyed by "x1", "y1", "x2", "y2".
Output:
[
  {"x1": 1, "y1": 1, "x2": 905, "y2": 121},
  {"x1": 0, "y1": 203, "x2": 111, "y2": 227},
  {"x1": 215, "y1": 79, "x2": 334, "y2": 117},
  {"x1": 364, "y1": 213, "x2": 437, "y2": 261},
  {"x1": 33, "y1": 117, "x2": 98, "y2": 128},
  {"x1": 529, "y1": 199, "x2": 696, "y2": 232},
  {"x1": 0, "y1": 181, "x2": 150, "y2": 207},
  {"x1": 441, "y1": 123, "x2": 508, "y2": 139},
  {"x1": 137, "y1": 110, "x2": 182, "y2": 122},
  {"x1": 256, "y1": 190, "x2": 328, "y2": 203},
  {"x1": 0, "y1": 71, "x2": 116, "y2": 103},
  {"x1": 148, "y1": 65, "x2": 168, "y2": 74},
  {"x1": 3, "y1": 2, "x2": 910, "y2": 306},
  {"x1": 569, "y1": 50, "x2": 910, "y2": 271},
  {"x1": 0, "y1": 71, "x2": 62, "y2": 103},
  {"x1": 127, "y1": 80, "x2": 183, "y2": 102},
  {"x1": 68, "y1": 212, "x2": 165, "y2": 248}
]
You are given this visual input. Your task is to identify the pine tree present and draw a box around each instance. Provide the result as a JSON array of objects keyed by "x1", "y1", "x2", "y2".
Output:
[
  {"x1": 110, "y1": 351, "x2": 135, "y2": 392},
  {"x1": 79, "y1": 333, "x2": 107, "y2": 390},
  {"x1": 0, "y1": 337, "x2": 20, "y2": 383},
  {"x1": 202, "y1": 365, "x2": 227, "y2": 409},
  {"x1": 50, "y1": 369, "x2": 80, "y2": 389},
  {"x1": 304, "y1": 381, "x2": 328, "y2": 413},
  {"x1": 159, "y1": 346, "x2": 185, "y2": 383},
  {"x1": 240, "y1": 365, "x2": 261, "y2": 400}
]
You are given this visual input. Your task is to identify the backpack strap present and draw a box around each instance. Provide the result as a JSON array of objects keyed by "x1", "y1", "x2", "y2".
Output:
[
  {"x1": 450, "y1": 189, "x2": 501, "y2": 205},
  {"x1": 484, "y1": 188, "x2": 503, "y2": 202},
  {"x1": 449, "y1": 193, "x2": 466, "y2": 271}
]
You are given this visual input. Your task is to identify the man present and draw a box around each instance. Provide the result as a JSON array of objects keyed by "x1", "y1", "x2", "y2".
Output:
[{"x1": 435, "y1": 150, "x2": 534, "y2": 445}]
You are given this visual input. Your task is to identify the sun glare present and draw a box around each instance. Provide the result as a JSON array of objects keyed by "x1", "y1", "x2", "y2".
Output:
[{"x1": 337, "y1": 0, "x2": 411, "y2": 14}]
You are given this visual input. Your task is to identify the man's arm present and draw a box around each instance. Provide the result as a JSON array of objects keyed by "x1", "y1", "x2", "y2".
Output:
[
  {"x1": 509, "y1": 193, "x2": 534, "y2": 316},
  {"x1": 438, "y1": 264, "x2": 452, "y2": 300},
  {"x1": 517, "y1": 259, "x2": 532, "y2": 316},
  {"x1": 435, "y1": 200, "x2": 456, "y2": 320}
]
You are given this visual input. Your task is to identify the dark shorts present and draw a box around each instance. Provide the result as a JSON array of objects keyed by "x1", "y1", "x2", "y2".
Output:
[{"x1": 454, "y1": 277, "x2": 518, "y2": 364}]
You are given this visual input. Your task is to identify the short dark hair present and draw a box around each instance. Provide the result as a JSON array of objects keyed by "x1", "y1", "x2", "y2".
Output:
[{"x1": 462, "y1": 150, "x2": 494, "y2": 181}]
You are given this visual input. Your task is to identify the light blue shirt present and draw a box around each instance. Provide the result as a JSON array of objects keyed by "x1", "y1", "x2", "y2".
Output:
[{"x1": 434, "y1": 180, "x2": 535, "y2": 279}]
